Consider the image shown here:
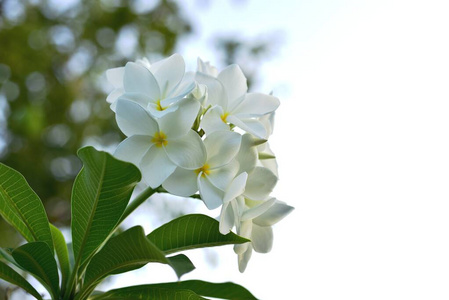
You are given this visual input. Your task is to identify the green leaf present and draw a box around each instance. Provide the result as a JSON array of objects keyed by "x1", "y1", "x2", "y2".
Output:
[
  {"x1": 0, "y1": 163, "x2": 53, "y2": 252},
  {"x1": 91, "y1": 281, "x2": 257, "y2": 300},
  {"x1": 12, "y1": 242, "x2": 60, "y2": 299},
  {"x1": 79, "y1": 226, "x2": 171, "y2": 300},
  {"x1": 147, "y1": 214, "x2": 250, "y2": 254},
  {"x1": 91, "y1": 286, "x2": 206, "y2": 300},
  {"x1": 167, "y1": 254, "x2": 195, "y2": 279},
  {"x1": 0, "y1": 248, "x2": 20, "y2": 268},
  {"x1": 0, "y1": 260, "x2": 43, "y2": 300},
  {"x1": 50, "y1": 224, "x2": 70, "y2": 290},
  {"x1": 149, "y1": 280, "x2": 258, "y2": 299},
  {"x1": 71, "y1": 146, "x2": 141, "y2": 267}
]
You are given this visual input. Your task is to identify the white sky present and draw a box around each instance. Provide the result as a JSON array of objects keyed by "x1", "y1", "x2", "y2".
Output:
[
  {"x1": 12, "y1": 0, "x2": 449, "y2": 299},
  {"x1": 178, "y1": 0, "x2": 449, "y2": 299}
]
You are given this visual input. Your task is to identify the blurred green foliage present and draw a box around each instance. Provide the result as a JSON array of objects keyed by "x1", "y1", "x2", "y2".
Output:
[
  {"x1": 0, "y1": 0, "x2": 192, "y2": 229},
  {"x1": 0, "y1": 0, "x2": 279, "y2": 298}
]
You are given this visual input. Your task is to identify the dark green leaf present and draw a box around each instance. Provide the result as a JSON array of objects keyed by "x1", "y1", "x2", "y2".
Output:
[
  {"x1": 50, "y1": 224, "x2": 70, "y2": 290},
  {"x1": 0, "y1": 163, "x2": 53, "y2": 252},
  {"x1": 147, "y1": 214, "x2": 250, "y2": 254},
  {"x1": 149, "y1": 280, "x2": 258, "y2": 299},
  {"x1": 71, "y1": 146, "x2": 141, "y2": 267},
  {"x1": 91, "y1": 280, "x2": 257, "y2": 300},
  {"x1": 0, "y1": 260, "x2": 43, "y2": 300},
  {"x1": 91, "y1": 286, "x2": 206, "y2": 300},
  {"x1": 167, "y1": 254, "x2": 195, "y2": 279},
  {"x1": 12, "y1": 242, "x2": 60, "y2": 299},
  {"x1": 0, "y1": 248, "x2": 20, "y2": 268},
  {"x1": 78, "y1": 226, "x2": 170, "y2": 300}
]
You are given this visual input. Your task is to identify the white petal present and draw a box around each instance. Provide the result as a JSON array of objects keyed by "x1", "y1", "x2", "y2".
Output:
[
  {"x1": 200, "y1": 106, "x2": 230, "y2": 136},
  {"x1": 123, "y1": 62, "x2": 160, "y2": 99},
  {"x1": 217, "y1": 64, "x2": 247, "y2": 108},
  {"x1": 233, "y1": 93, "x2": 280, "y2": 117},
  {"x1": 238, "y1": 246, "x2": 252, "y2": 273},
  {"x1": 147, "y1": 103, "x2": 178, "y2": 118},
  {"x1": 259, "y1": 112, "x2": 275, "y2": 136},
  {"x1": 106, "y1": 88, "x2": 124, "y2": 106},
  {"x1": 198, "y1": 175, "x2": 223, "y2": 210},
  {"x1": 234, "y1": 242, "x2": 249, "y2": 255},
  {"x1": 241, "y1": 198, "x2": 277, "y2": 222},
  {"x1": 166, "y1": 71, "x2": 196, "y2": 100},
  {"x1": 235, "y1": 134, "x2": 258, "y2": 174},
  {"x1": 115, "y1": 99, "x2": 158, "y2": 137},
  {"x1": 234, "y1": 219, "x2": 252, "y2": 255},
  {"x1": 163, "y1": 167, "x2": 198, "y2": 197},
  {"x1": 253, "y1": 200, "x2": 295, "y2": 226},
  {"x1": 119, "y1": 92, "x2": 154, "y2": 108},
  {"x1": 114, "y1": 135, "x2": 152, "y2": 167},
  {"x1": 204, "y1": 131, "x2": 242, "y2": 168},
  {"x1": 106, "y1": 67, "x2": 124, "y2": 88},
  {"x1": 195, "y1": 73, "x2": 227, "y2": 108},
  {"x1": 136, "y1": 57, "x2": 151, "y2": 69},
  {"x1": 219, "y1": 201, "x2": 235, "y2": 234},
  {"x1": 223, "y1": 172, "x2": 248, "y2": 203},
  {"x1": 164, "y1": 130, "x2": 206, "y2": 169},
  {"x1": 244, "y1": 167, "x2": 278, "y2": 200},
  {"x1": 158, "y1": 98, "x2": 200, "y2": 138},
  {"x1": 258, "y1": 142, "x2": 279, "y2": 177},
  {"x1": 140, "y1": 146, "x2": 177, "y2": 188},
  {"x1": 197, "y1": 57, "x2": 219, "y2": 77},
  {"x1": 227, "y1": 115, "x2": 267, "y2": 139},
  {"x1": 251, "y1": 224, "x2": 273, "y2": 253},
  {"x1": 150, "y1": 53, "x2": 185, "y2": 98},
  {"x1": 206, "y1": 160, "x2": 239, "y2": 190}
]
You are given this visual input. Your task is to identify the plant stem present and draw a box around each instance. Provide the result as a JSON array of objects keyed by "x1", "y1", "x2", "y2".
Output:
[
  {"x1": 119, "y1": 186, "x2": 159, "y2": 224},
  {"x1": 63, "y1": 186, "x2": 159, "y2": 300}
]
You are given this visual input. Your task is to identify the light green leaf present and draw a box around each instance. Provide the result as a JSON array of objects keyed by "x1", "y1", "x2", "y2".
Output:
[
  {"x1": 91, "y1": 286, "x2": 206, "y2": 300},
  {"x1": 0, "y1": 248, "x2": 20, "y2": 268},
  {"x1": 79, "y1": 226, "x2": 171, "y2": 300},
  {"x1": 0, "y1": 260, "x2": 43, "y2": 300},
  {"x1": 167, "y1": 254, "x2": 195, "y2": 279},
  {"x1": 147, "y1": 214, "x2": 250, "y2": 254},
  {"x1": 0, "y1": 163, "x2": 53, "y2": 252},
  {"x1": 91, "y1": 280, "x2": 257, "y2": 300},
  {"x1": 12, "y1": 242, "x2": 60, "y2": 299},
  {"x1": 71, "y1": 146, "x2": 141, "y2": 268},
  {"x1": 50, "y1": 224, "x2": 70, "y2": 290}
]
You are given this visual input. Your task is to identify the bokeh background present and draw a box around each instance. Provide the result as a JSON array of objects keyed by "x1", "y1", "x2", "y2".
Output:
[
  {"x1": 0, "y1": 0, "x2": 282, "y2": 299},
  {"x1": 2, "y1": 0, "x2": 449, "y2": 299}
]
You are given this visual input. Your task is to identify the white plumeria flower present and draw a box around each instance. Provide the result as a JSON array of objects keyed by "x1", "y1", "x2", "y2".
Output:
[
  {"x1": 234, "y1": 198, "x2": 294, "y2": 272},
  {"x1": 109, "y1": 54, "x2": 195, "y2": 117},
  {"x1": 219, "y1": 166, "x2": 277, "y2": 234},
  {"x1": 257, "y1": 142, "x2": 278, "y2": 178},
  {"x1": 219, "y1": 172, "x2": 248, "y2": 235},
  {"x1": 234, "y1": 134, "x2": 266, "y2": 175},
  {"x1": 113, "y1": 98, "x2": 206, "y2": 188},
  {"x1": 196, "y1": 64, "x2": 280, "y2": 138},
  {"x1": 104, "y1": 58, "x2": 155, "y2": 106},
  {"x1": 163, "y1": 131, "x2": 242, "y2": 209},
  {"x1": 197, "y1": 57, "x2": 219, "y2": 77},
  {"x1": 105, "y1": 66, "x2": 125, "y2": 105}
]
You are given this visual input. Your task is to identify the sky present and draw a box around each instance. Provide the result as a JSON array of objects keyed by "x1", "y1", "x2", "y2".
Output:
[
  {"x1": 8, "y1": 0, "x2": 449, "y2": 299},
  {"x1": 95, "y1": 0, "x2": 449, "y2": 299},
  {"x1": 176, "y1": 0, "x2": 449, "y2": 299}
]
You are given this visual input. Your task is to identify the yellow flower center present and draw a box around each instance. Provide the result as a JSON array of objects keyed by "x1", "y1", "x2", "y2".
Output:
[
  {"x1": 151, "y1": 131, "x2": 168, "y2": 147},
  {"x1": 221, "y1": 112, "x2": 229, "y2": 123},
  {"x1": 195, "y1": 164, "x2": 211, "y2": 177},
  {"x1": 156, "y1": 99, "x2": 166, "y2": 111}
]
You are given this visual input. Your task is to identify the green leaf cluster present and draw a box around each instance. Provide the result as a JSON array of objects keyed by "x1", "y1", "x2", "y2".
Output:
[{"x1": 0, "y1": 147, "x2": 257, "y2": 300}]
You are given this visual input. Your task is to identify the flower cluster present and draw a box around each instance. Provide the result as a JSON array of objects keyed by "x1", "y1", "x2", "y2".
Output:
[{"x1": 106, "y1": 54, "x2": 293, "y2": 272}]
